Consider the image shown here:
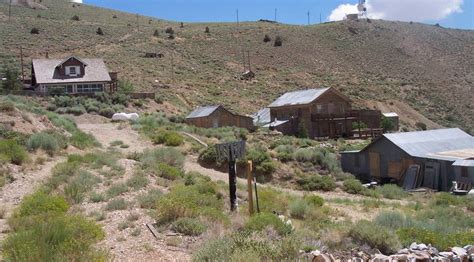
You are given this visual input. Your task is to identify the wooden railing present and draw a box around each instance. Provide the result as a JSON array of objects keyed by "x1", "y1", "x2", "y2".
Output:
[{"x1": 352, "y1": 128, "x2": 383, "y2": 139}]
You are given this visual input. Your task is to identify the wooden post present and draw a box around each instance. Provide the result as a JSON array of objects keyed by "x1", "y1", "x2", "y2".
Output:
[
  {"x1": 228, "y1": 148, "x2": 237, "y2": 211},
  {"x1": 247, "y1": 161, "x2": 254, "y2": 215},
  {"x1": 20, "y1": 46, "x2": 25, "y2": 81}
]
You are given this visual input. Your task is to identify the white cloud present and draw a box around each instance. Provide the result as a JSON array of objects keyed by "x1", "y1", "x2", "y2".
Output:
[
  {"x1": 328, "y1": 0, "x2": 463, "y2": 22},
  {"x1": 328, "y1": 3, "x2": 359, "y2": 21},
  {"x1": 71, "y1": 0, "x2": 83, "y2": 3}
]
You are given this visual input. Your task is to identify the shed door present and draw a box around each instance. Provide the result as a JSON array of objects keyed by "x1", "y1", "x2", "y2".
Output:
[
  {"x1": 422, "y1": 162, "x2": 440, "y2": 190},
  {"x1": 369, "y1": 152, "x2": 380, "y2": 178},
  {"x1": 212, "y1": 118, "x2": 219, "y2": 128}
]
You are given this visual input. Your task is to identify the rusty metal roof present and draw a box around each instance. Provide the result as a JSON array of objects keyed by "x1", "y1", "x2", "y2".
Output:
[
  {"x1": 383, "y1": 128, "x2": 474, "y2": 161},
  {"x1": 186, "y1": 106, "x2": 220, "y2": 119},
  {"x1": 268, "y1": 88, "x2": 330, "y2": 107}
]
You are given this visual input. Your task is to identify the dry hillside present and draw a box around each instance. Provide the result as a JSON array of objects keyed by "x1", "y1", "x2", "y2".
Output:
[{"x1": 0, "y1": 0, "x2": 473, "y2": 132}]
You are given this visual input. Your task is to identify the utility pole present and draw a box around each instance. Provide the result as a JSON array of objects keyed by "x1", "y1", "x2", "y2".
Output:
[
  {"x1": 9, "y1": 0, "x2": 12, "y2": 21},
  {"x1": 247, "y1": 50, "x2": 251, "y2": 73},
  {"x1": 20, "y1": 46, "x2": 25, "y2": 81},
  {"x1": 136, "y1": 13, "x2": 139, "y2": 32},
  {"x1": 320, "y1": 13, "x2": 322, "y2": 24},
  {"x1": 236, "y1": 9, "x2": 239, "y2": 27},
  {"x1": 307, "y1": 11, "x2": 310, "y2": 25},
  {"x1": 274, "y1": 8, "x2": 277, "y2": 22}
]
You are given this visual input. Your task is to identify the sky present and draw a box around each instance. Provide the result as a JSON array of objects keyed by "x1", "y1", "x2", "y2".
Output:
[{"x1": 81, "y1": 0, "x2": 473, "y2": 30}]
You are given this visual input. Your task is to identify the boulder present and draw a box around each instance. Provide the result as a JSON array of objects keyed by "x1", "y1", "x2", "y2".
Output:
[
  {"x1": 451, "y1": 247, "x2": 467, "y2": 260},
  {"x1": 371, "y1": 254, "x2": 390, "y2": 262}
]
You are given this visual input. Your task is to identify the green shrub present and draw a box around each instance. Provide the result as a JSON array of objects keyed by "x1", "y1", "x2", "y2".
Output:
[
  {"x1": 172, "y1": 218, "x2": 207, "y2": 236},
  {"x1": 0, "y1": 139, "x2": 27, "y2": 165},
  {"x1": 69, "y1": 131, "x2": 98, "y2": 149},
  {"x1": 293, "y1": 148, "x2": 323, "y2": 164},
  {"x1": 152, "y1": 131, "x2": 184, "y2": 146},
  {"x1": 376, "y1": 184, "x2": 408, "y2": 199},
  {"x1": 343, "y1": 178, "x2": 365, "y2": 194},
  {"x1": 397, "y1": 228, "x2": 474, "y2": 251},
  {"x1": 137, "y1": 189, "x2": 162, "y2": 209},
  {"x1": 245, "y1": 212, "x2": 293, "y2": 236},
  {"x1": 193, "y1": 236, "x2": 234, "y2": 261},
  {"x1": 106, "y1": 198, "x2": 128, "y2": 211},
  {"x1": 155, "y1": 183, "x2": 224, "y2": 224},
  {"x1": 431, "y1": 192, "x2": 464, "y2": 206},
  {"x1": 89, "y1": 192, "x2": 105, "y2": 203},
  {"x1": 64, "y1": 183, "x2": 85, "y2": 204},
  {"x1": 258, "y1": 187, "x2": 290, "y2": 213},
  {"x1": 198, "y1": 145, "x2": 218, "y2": 165},
  {"x1": 289, "y1": 199, "x2": 309, "y2": 219},
  {"x1": 246, "y1": 147, "x2": 276, "y2": 175},
  {"x1": 297, "y1": 175, "x2": 336, "y2": 191},
  {"x1": 275, "y1": 145, "x2": 295, "y2": 162},
  {"x1": 126, "y1": 173, "x2": 149, "y2": 190},
  {"x1": 349, "y1": 220, "x2": 401, "y2": 255},
  {"x1": 304, "y1": 195, "x2": 324, "y2": 207},
  {"x1": 27, "y1": 132, "x2": 59, "y2": 155},
  {"x1": 3, "y1": 214, "x2": 105, "y2": 261},
  {"x1": 106, "y1": 183, "x2": 128, "y2": 198},
  {"x1": 16, "y1": 191, "x2": 69, "y2": 218},
  {"x1": 141, "y1": 147, "x2": 184, "y2": 169},
  {"x1": 155, "y1": 163, "x2": 183, "y2": 180},
  {"x1": 415, "y1": 122, "x2": 427, "y2": 131},
  {"x1": 374, "y1": 211, "x2": 412, "y2": 230}
]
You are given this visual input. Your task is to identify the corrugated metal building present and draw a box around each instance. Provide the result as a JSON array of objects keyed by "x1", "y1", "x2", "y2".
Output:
[
  {"x1": 185, "y1": 105, "x2": 255, "y2": 131},
  {"x1": 341, "y1": 128, "x2": 474, "y2": 191}
]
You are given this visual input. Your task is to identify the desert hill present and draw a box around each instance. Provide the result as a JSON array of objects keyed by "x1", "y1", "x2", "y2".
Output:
[{"x1": 0, "y1": 0, "x2": 473, "y2": 132}]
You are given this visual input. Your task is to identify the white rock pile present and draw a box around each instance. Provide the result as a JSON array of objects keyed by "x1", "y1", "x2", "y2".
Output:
[{"x1": 303, "y1": 243, "x2": 474, "y2": 261}]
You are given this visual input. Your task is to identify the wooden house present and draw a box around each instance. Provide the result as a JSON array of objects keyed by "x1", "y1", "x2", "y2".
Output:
[
  {"x1": 31, "y1": 56, "x2": 117, "y2": 94},
  {"x1": 185, "y1": 105, "x2": 255, "y2": 131},
  {"x1": 266, "y1": 87, "x2": 382, "y2": 139},
  {"x1": 341, "y1": 128, "x2": 474, "y2": 191}
]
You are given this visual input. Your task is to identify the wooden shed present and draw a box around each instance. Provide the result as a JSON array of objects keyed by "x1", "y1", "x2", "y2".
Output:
[
  {"x1": 382, "y1": 112, "x2": 399, "y2": 131},
  {"x1": 185, "y1": 105, "x2": 255, "y2": 131},
  {"x1": 341, "y1": 128, "x2": 474, "y2": 191}
]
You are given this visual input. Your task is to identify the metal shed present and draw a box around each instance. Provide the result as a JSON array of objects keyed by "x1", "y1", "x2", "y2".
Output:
[{"x1": 341, "y1": 128, "x2": 474, "y2": 191}]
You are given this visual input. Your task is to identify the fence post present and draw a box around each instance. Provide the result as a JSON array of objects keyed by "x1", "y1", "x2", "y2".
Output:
[{"x1": 247, "y1": 160, "x2": 254, "y2": 215}]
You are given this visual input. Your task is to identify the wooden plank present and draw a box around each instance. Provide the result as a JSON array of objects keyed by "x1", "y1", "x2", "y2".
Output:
[
  {"x1": 388, "y1": 161, "x2": 402, "y2": 180},
  {"x1": 369, "y1": 152, "x2": 380, "y2": 178},
  {"x1": 146, "y1": 223, "x2": 160, "y2": 239}
]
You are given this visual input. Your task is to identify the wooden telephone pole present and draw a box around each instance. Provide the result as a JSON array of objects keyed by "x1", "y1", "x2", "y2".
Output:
[{"x1": 9, "y1": 0, "x2": 12, "y2": 20}]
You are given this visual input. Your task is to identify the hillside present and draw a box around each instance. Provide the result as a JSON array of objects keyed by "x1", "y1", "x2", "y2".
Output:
[{"x1": 0, "y1": 0, "x2": 473, "y2": 132}]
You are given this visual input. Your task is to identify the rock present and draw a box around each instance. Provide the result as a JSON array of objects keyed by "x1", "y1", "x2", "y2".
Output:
[
  {"x1": 312, "y1": 253, "x2": 331, "y2": 262},
  {"x1": 351, "y1": 258, "x2": 363, "y2": 262},
  {"x1": 410, "y1": 242, "x2": 419, "y2": 250},
  {"x1": 412, "y1": 250, "x2": 431, "y2": 261},
  {"x1": 310, "y1": 250, "x2": 321, "y2": 256},
  {"x1": 452, "y1": 247, "x2": 467, "y2": 258},
  {"x1": 397, "y1": 248, "x2": 410, "y2": 254},
  {"x1": 390, "y1": 254, "x2": 408, "y2": 260},
  {"x1": 439, "y1": 252, "x2": 454, "y2": 258},
  {"x1": 418, "y1": 243, "x2": 428, "y2": 250},
  {"x1": 464, "y1": 245, "x2": 474, "y2": 255},
  {"x1": 372, "y1": 254, "x2": 390, "y2": 262}
]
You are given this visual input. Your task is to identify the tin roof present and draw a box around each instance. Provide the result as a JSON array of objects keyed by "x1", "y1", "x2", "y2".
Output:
[
  {"x1": 186, "y1": 106, "x2": 220, "y2": 119},
  {"x1": 268, "y1": 88, "x2": 331, "y2": 107},
  {"x1": 452, "y1": 159, "x2": 474, "y2": 167},
  {"x1": 383, "y1": 112, "x2": 399, "y2": 118},
  {"x1": 263, "y1": 119, "x2": 289, "y2": 128},
  {"x1": 382, "y1": 128, "x2": 474, "y2": 161},
  {"x1": 32, "y1": 57, "x2": 111, "y2": 84},
  {"x1": 253, "y1": 108, "x2": 271, "y2": 125}
]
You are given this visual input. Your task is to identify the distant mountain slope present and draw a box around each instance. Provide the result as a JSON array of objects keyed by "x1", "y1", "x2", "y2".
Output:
[{"x1": 0, "y1": 0, "x2": 473, "y2": 132}]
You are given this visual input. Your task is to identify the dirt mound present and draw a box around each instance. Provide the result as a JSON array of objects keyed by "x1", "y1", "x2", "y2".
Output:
[{"x1": 0, "y1": 107, "x2": 57, "y2": 134}]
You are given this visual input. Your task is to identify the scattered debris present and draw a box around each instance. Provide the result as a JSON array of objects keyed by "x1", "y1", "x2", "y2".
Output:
[
  {"x1": 241, "y1": 70, "x2": 255, "y2": 80},
  {"x1": 144, "y1": 52, "x2": 164, "y2": 58}
]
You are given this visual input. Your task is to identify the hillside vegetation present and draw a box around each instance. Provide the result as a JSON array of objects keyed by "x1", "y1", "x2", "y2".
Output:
[{"x1": 0, "y1": 0, "x2": 473, "y2": 132}]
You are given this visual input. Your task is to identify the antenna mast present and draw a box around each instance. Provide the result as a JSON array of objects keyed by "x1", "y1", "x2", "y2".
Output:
[{"x1": 358, "y1": 0, "x2": 367, "y2": 19}]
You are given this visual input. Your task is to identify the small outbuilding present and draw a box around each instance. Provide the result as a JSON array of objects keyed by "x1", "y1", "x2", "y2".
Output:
[
  {"x1": 341, "y1": 128, "x2": 474, "y2": 191},
  {"x1": 185, "y1": 105, "x2": 255, "y2": 131}
]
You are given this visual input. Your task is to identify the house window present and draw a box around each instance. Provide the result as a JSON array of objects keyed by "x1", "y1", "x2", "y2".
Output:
[
  {"x1": 66, "y1": 66, "x2": 80, "y2": 76},
  {"x1": 316, "y1": 105, "x2": 322, "y2": 113},
  {"x1": 66, "y1": 85, "x2": 73, "y2": 93},
  {"x1": 461, "y1": 167, "x2": 468, "y2": 178}
]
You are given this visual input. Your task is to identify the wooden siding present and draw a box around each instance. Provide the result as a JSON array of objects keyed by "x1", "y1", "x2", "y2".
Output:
[
  {"x1": 57, "y1": 58, "x2": 85, "y2": 78},
  {"x1": 185, "y1": 107, "x2": 255, "y2": 131}
]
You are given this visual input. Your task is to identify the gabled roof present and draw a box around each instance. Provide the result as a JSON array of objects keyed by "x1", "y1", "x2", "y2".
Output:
[
  {"x1": 268, "y1": 87, "x2": 349, "y2": 108},
  {"x1": 32, "y1": 57, "x2": 111, "y2": 84},
  {"x1": 186, "y1": 106, "x2": 220, "y2": 119},
  {"x1": 365, "y1": 128, "x2": 474, "y2": 161},
  {"x1": 57, "y1": 56, "x2": 88, "y2": 67}
]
